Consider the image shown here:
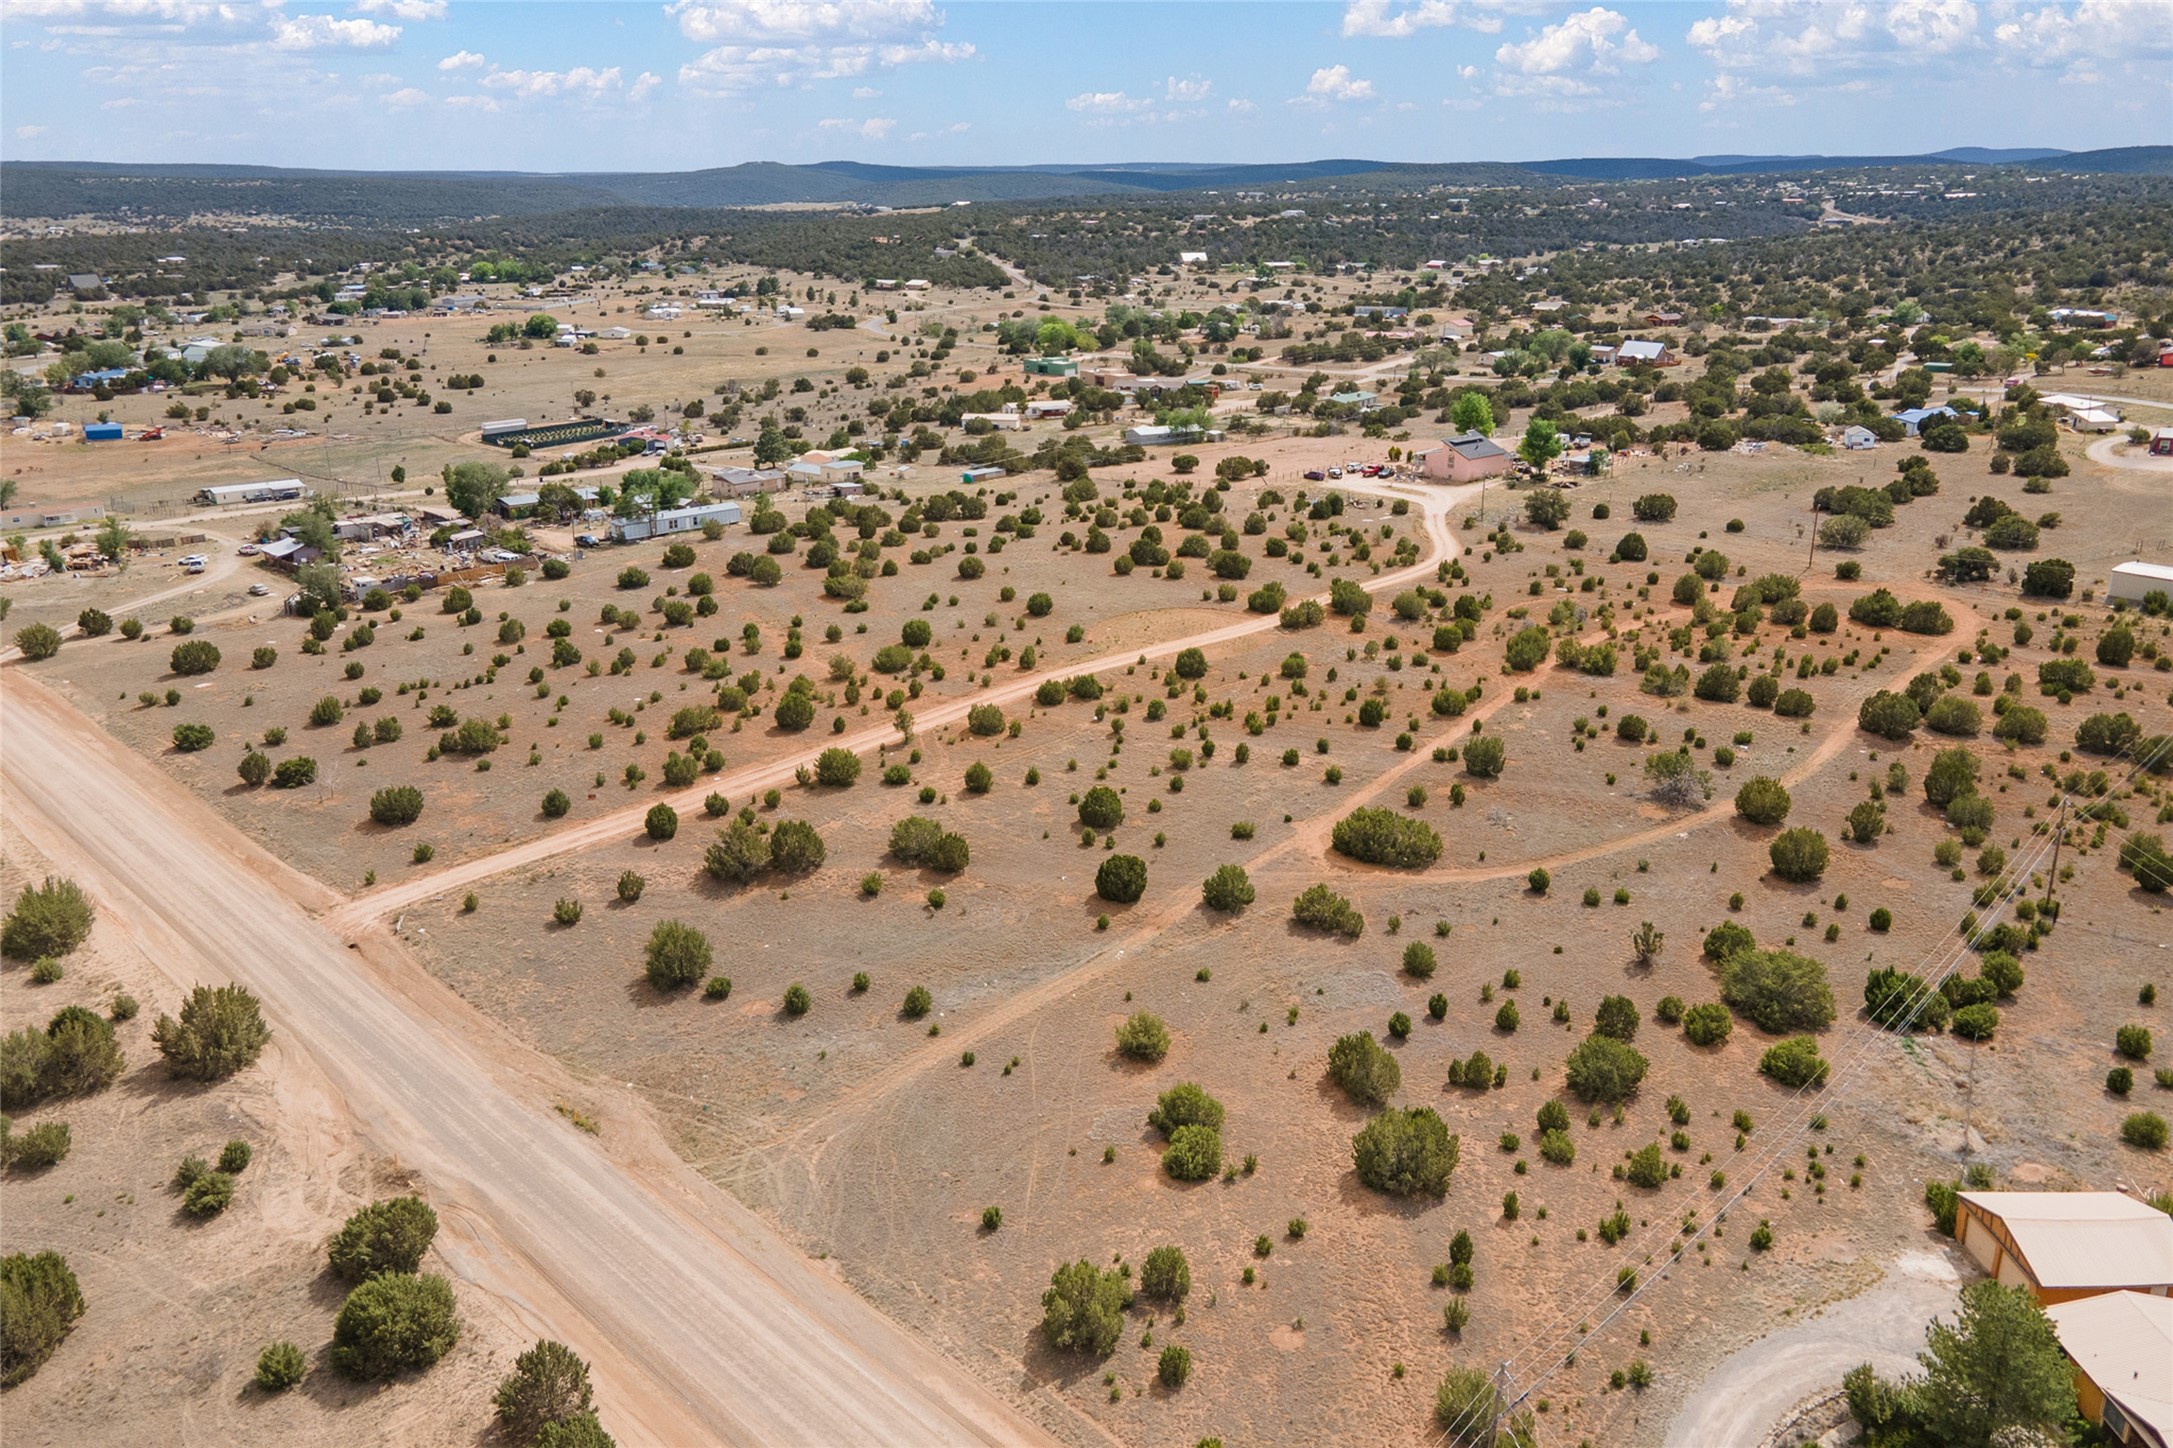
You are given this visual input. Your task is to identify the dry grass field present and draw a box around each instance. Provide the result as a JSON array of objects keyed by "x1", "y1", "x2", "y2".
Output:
[{"x1": 9, "y1": 270, "x2": 2173, "y2": 1445}]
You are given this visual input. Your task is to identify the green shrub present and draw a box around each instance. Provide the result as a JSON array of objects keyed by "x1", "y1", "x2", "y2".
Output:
[
  {"x1": 1077, "y1": 785, "x2": 1124, "y2": 830},
  {"x1": 1095, "y1": 853, "x2": 1147, "y2": 904},
  {"x1": 169, "y1": 640, "x2": 221, "y2": 676},
  {"x1": 0, "y1": 1251, "x2": 85, "y2": 1388},
  {"x1": 2, "y1": 877, "x2": 94, "y2": 962},
  {"x1": 493, "y1": 1339, "x2": 595, "y2": 1442},
  {"x1": 369, "y1": 785, "x2": 425, "y2": 826},
  {"x1": 2122, "y1": 1112, "x2": 2169, "y2": 1150},
  {"x1": 2116, "y1": 1025, "x2": 2153, "y2": 1062},
  {"x1": 1292, "y1": 882, "x2": 1364, "y2": 938},
  {"x1": 1157, "y1": 1343, "x2": 1193, "y2": 1389},
  {"x1": 1759, "y1": 1036, "x2": 1830, "y2": 1087},
  {"x1": 902, "y1": 985, "x2": 933, "y2": 1020},
  {"x1": 1722, "y1": 949, "x2": 1836, "y2": 1033},
  {"x1": 1116, "y1": 1012, "x2": 1169, "y2": 1062},
  {"x1": 219, "y1": 1139, "x2": 253, "y2": 1173},
  {"x1": 1734, "y1": 777, "x2": 1791, "y2": 826},
  {"x1": 1162, "y1": 1123, "x2": 1223, "y2": 1180},
  {"x1": 1951, "y1": 1003, "x2": 1999, "y2": 1041},
  {"x1": 1434, "y1": 1366, "x2": 1505, "y2": 1444},
  {"x1": 1769, "y1": 828, "x2": 1831, "y2": 882},
  {"x1": 1330, "y1": 807, "x2": 1443, "y2": 868},
  {"x1": 152, "y1": 984, "x2": 270, "y2": 1081},
  {"x1": 644, "y1": 920, "x2": 711, "y2": 991},
  {"x1": 1565, "y1": 1033, "x2": 1649, "y2": 1103},
  {"x1": 14, "y1": 624, "x2": 63, "y2": 661},
  {"x1": 1141, "y1": 1245, "x2": 1191, "y2": 1301},
  {"x1": 330, "y1": 1271, "x2": 461, "y2": 1379},
  {"x1": 1462, "y1": 735, "x2": 1506, "y2": 779},
  {"x1": 183, "y1": 1171, "x2": 236, "y2": 1216},
  {"x1": 1352, "y1": 1107, "x2": 1458, "y2": 1197},
  {"x1": 271, "y1": 756, "x2": 318, "y2": 788},
  {"x1": 1328, "y1": 1031, "x2": 1401, "y2": 1106},
  {"x1": 329, "y1": 1195, "x2": 439, "y2": 1281},
  {"x1": 1201, "y1": 863, "x2": 1255, "y2": 912},
  {"x1": 9, "y1": 1121, "x2": 71, "y2": 1171},
  {"x1": 1039, "y1": 1260, "x2": 1130, "y2": 1357},
  {"x1": 1148, "y1": 1081, "x2": 1225, "y2": 1137},
  {"x1": 782, "y1": 983, "x2": 812, "y2": 1016},
  {"x1": 256, "y1": 1340, "x2": 308, "y2": 1392}
]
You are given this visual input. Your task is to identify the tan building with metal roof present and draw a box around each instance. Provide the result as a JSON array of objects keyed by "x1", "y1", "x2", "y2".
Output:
[
  {"x1": 1954, "y1": 1191, "x2": 2173, "y2": 1306},
  {"x1": 2045, "y1": 1290, "x2": 2173, "y2": 1447}
]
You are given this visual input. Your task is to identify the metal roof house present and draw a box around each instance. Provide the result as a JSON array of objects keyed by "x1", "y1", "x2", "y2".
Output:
[
  {"x1": 1617, "y1": 339, "x2": 1675, "y2": 367},
  {"x1": 609, "y1": 501, "x2": 741, "y2": 543},
  {"x1": 1841, "y1": 425, "x2": 1878, "y2": 450},
  {"x1": 1954, "y1": 1192, "x2": 2173, "y2": 1306},
  {"x1": 1893, "y1": 406, "x2": 1958, "y2": 436},
  {"x1": 2046, "y1": 1291, "x2": 2173, "y2": 1448},
  {"x1": 196, "y1": 480, "x2": 308, "y2": 506},
  {"x1": 1417, "y1": 432, "x2": 1514, "y2": 484}
]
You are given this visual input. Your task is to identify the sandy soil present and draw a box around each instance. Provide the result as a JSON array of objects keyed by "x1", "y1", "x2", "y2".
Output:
[
  {"x1": 2, "y1": 671, "x2": 1062, "y2": 1446},
  {"x1": 0, "y1": 818, "x2": 518, "y2": 1448},
  {"x1": 11, "y1": 283, "x2": 2173, "y2": 1446}
]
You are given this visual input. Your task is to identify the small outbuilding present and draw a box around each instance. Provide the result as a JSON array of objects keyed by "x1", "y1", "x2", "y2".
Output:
[
  {"x1": 2108, "y1": 561, "x2": 2173, "y2": 607},
  {"x1": 2045, "y1": 1290, "x2": 2173, "y2": 1447},
  {"x1": 1954, "y1": 1191, "x2": 2173, "y2": 1306},
  {"x1": 1841, "y1": 425, "x2": 1878, "y2": 450}
]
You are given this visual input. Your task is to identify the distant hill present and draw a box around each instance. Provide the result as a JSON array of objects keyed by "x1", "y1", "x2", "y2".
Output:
[{"x1": 4, "y1": 145, "x2": 2165, "y2": 224}]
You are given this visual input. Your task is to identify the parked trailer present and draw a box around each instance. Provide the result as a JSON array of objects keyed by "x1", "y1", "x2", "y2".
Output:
[{"x1": 480, "y1": 418, "x2": 529, "y2": 437}]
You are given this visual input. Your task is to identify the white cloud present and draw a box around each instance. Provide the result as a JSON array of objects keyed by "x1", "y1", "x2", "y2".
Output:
[
  {"x1": 355, "y1": 0, "x2": 446, "y2": 21},
  {"x1": 15, "y1": 123, "x2": 50, "y2": 138},
  {"x1": 1226, "y1": 96, "x2": 1255, "y2": 112},
  {"x1": 269, "y1": 13, "x2": 401, "y2": 49},
  {"x1": 1698, "y1": 72, "x2": 1799, "y2": 110},
  {"x1": 678, "y1": 35, "x2": 970, "y2": 92},
  {"x1": 1687, "y1": 0, "x2": 2008, "y2": 77},
  {"x1": 1303, "y1": 63, "x2": 1374, "y2": 101},
  {"x1": 1164, "y1": 73, "x2": 1212, "y2": 102},
  {"x1": 482, "y1": 65, "x2": 626, "y2": 99},
  {"x1": 444, "y1": 93, "x2": 500, "y2": 111},
  {"x1": 437, "y1": 48, "x2": 485, "y2": 70},
  {"x1": 5, "y1": 0, "x2": 222, "y2": 21},
  {"x1": 630, "y1": 69, "x2": 662, "y2": 101},
  {"x1": 1496, "y1": 7, "x2": 1657, "y2": 75},
  {"x1": 1065, "y1": 89, "x2": 1151, "y2": 114},
  {"x1": 667, "y1": 0, "x2": 941, "y2": 43},
  {"x1": 1340, "y1": 0, "x2": 1545, "y2": 36},
  {"x1": 1994, "y1": 0, "x2": 2170, "y2": 64},
  {"x1": 851, "y1": 84, "x2": 879, "y2": 97},
  {"x1": 819, "y1": 114, "x2": 895, "y2": 138},
  {"x1": 380, "y1": 85, "x2": 430, "y2": 106}
]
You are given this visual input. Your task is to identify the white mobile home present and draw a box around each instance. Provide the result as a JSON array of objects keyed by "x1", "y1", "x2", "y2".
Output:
[
  {"x1": 2108, "y1": 561, "x2": 2173, "y2": 607},
  {"x1": 609, "y1": 501, "x2": 741, "y2": 543},
  {"x1": 196, "y1": 480, "x2": 307, "y2": 506}
]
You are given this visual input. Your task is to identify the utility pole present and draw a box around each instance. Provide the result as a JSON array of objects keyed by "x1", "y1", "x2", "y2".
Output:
[
  {"x1": 2042, "y1": 799, "x2": 2069, "y2": 915},
  {"x1": 1805, "y1": 493, "x2": 1817, "y2": 575},
  {"x1": 1960, "y1": 1031, "x2": 1978, "y2": 1165}
]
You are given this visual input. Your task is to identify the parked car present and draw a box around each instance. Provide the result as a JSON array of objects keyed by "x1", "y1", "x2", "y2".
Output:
[
  {"x1": 1326, "y1": 467, "x2": 1343, "y2": 478},
  {"x1": 248, "y1": 582, "x2": 271, "y2": 596},
  {"x1": 1303, "y1": 469, "x2": 1326, "y2": 481},
  {"x1": 237, "y1": 543, "x2": 259, "y2": 555}
]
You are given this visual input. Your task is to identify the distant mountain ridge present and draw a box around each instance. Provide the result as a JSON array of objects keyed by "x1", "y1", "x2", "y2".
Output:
[{"x1": 3, "y1": 146, "x2": 2164, "y2": 223}]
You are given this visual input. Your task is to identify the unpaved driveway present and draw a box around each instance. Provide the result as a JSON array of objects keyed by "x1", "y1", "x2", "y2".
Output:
[
  {"x1": 1, "y1": 671, "x2": 1060, "y2": 1448},
  {"x1": 1663, "y1": 1251, "x2": 1961, "y2": 1448}
]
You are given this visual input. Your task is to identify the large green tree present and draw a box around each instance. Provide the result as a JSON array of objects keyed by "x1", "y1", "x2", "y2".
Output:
[{"x1": 1910, "y1": 1281, "x2": 2076, "y2": 1447}]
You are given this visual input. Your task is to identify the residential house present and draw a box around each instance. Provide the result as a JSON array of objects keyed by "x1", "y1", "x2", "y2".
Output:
[
  {"x1": 2044, "y1": 1291, "x2": 2173, "y2": 1447},
  {"x1": 1893, "y1": 406, "x2": 1958, "y2": 437},
  {"x1": 1438, "y1": 316, "x2": 1475, "y2": 342},
  {"x1": 195, "y1": 480, "x2": 307, "y2": 506},
  {"x1": 1417, "y1": 433, "x2": 1514, "y2": 484},
  {"x1": 1025, "y1": 399, "x2": 1073, "y2": 419},
  {"x1": 1024, "y1": 357, "x2": 1077, "y2": 377},
  {"x1": 2149, "y1": 428, "x2": 2173, "y2": 457},
  {"x1": 1352, "y1": 306, "x2": 1409, "y2": 323},
  {"x1": 2067, "y1": 407, "x2": 2121, "y2": 433},
  {"x1": 608, "y1": 501, "x2": 741, "y2": 543},
  {"x1": 1125, "y1": 424, "x2": 1209, "y2": 447},
  {"x1": 1643, "y1": 309, "x2": 1684, "y2": 325},
  {"x1": 254, "y1": 535, "x2": 321, "y2": 570},
  {"x1": 1953, "y1": 1191, "x2": 2173, "y2": 1306},
  {"x1": 712, "y1": 467, "x2": 785, "y2": 497},
  {"x1": 1841, "y1": 425, "x2": 1878, "y2": 450},
  {"x1": 331, "y1": 512, "x2": 412, "y2": 543},
  {"x1": 1588, "y1": 344, "x2": 1618, "y2": 366},
  {"x1": 1617, "y1": 340, "x2": 1676, "y2": 367},
  {"x1": 1178, "y1": 251, "x2": 1208, "y2": 265}
]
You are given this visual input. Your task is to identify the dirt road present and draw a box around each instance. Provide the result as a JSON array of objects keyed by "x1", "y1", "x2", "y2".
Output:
[
  {"x1": 0, "y1": 671, "x2": 1061, "y2": 1448},
  {"x1": 1662, "y1": 1251, "x2": 1960, "y2": 1447},
  {"x1": 330, "y1": 477, "x2": 1466, "y2": 929}
]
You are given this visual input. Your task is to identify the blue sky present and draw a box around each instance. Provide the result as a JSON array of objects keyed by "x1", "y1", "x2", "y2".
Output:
[{"x1": 2, "y1": 1, "x2": 2165, "y2": 172}]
